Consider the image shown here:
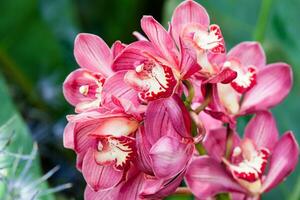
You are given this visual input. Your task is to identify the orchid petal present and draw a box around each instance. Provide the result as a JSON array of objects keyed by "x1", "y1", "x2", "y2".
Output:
[
  {"x1": 227, "y1": 42, "x2": 266, "y2": 68},
  {"x1": 262, "y1": 132, "x2": 299, "y2": 192},
  {"x1": 84, "y1": 186, "x2": 117, "y2": 200},
  {"x1": 141, "y1": 16, "x2": 178, "y2": 66},
  {"x1": 150, "y1": 136, "x2": 193, "y2": 179},
  {"x1": 112, "y1": 41, "x2": 157, "y2": 71},
  {"x1": 63, "y1": 122, "x2": 75, "y2": 149},
  {"x1": 111, "y1": 40, "x2": 126, "y2": 59},
  {"x1": 82, "y1": 148, "x2": 123, "y2": 191},
  {"x1": 63, "y1": 69, "x2": 104, "y2": 107},
  {"x1": 141, "y1": 171, "x2": 185, "y2": 199},
  {"x1": 74, "y1": 33, "x2": 113, "y2": 76},
  {"x1": 102, "y1": 71, "x2": 140, "y2": 107},
  {"x1": 241, "y1": 63, "x2": 293, "y2": 114},
  {"x1": 144, "y1": 95, "x2": 191, "y2": 144},
  {"x1": 179, "y1": 38, "x2": 201, "y2": 79},
  {"x1": 207, "y1": 67, "x2": 237, "y2": 84},
  {"x1": 185, "y1": 156, "x2": 245, "y2": 199},
  {"x1": 136, "y1": 127, "x2": 153, "y2": 174},
  {"x1": 171, "y1": 0, "x2": 210, "y2": 44},
  {"x1": 245, "y1": 111, "x2": 279, "y2": 151},
  {"x1": 203, "y1": 127, "x2": 227, "y2": 162}
]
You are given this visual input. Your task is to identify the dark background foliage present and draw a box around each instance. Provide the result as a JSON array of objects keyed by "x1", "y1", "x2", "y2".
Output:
[{"x1": 0, "y1": 0, "x2": 299, "y2": 199}]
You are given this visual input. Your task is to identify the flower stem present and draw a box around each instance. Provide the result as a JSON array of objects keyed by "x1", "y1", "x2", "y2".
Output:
[
  {"x1": 173, "y1": 187, "x2": 192, "y2": 195},
  {"x1": 225, "y1": 125, "x2": 234, "y2": 159},
  {"x1": 253, "y1": 0, "x2": 273, "y2": 42},
  {"x1": 194, "y1": 84, "x2": 212, "y2": 114},
  {"x1": 183, "y1": 80, "x2": 195, "y2": 107}
]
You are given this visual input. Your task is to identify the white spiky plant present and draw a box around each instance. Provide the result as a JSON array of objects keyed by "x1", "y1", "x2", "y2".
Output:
[{"x1": 0, "y1": 117, "x2": 72, "y2": 200}]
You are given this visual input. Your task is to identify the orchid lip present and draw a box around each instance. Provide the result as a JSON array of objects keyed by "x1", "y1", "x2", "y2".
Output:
[
  {"x1": 124, "y1": 60, "x2": 177, "y2": 102},
  {"x1": 223, "y1": 142, "x2": 270, "y2": 195},
  {"x1": 95, "y1": 136, "x2": 136, "y2": 171},
  {"x1": 223, "y1": 60, "x2": 257, "y2": 94},
  {"x1": 192, "y1": 24, "x2": 225, "y2": 54}
]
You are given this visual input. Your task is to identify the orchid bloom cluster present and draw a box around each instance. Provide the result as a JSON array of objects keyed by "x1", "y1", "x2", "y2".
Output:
[{"x1": 62, "y1": 1, "x2": 299, "y2": 199}]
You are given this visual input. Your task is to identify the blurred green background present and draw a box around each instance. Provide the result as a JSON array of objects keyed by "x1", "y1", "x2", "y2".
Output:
[{"x1": 0, "y1": 0, "x2": 299, "y2": 199}]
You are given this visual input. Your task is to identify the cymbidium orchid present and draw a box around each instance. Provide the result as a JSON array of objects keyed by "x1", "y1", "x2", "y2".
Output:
[
  {"x1": 170, "y1": 0, "x2": 237, "y2": 84},
  {"x1": 64, "y1": 97, "x2": 142, "y2": 191},
  {"x1": 63, "y1": 33, "x2": 125, "y2": 113},
  {"x1": 208, "y1": 42, "x2": 293, "y2": 124},
  {"x1": 109, "y1": 15, "x2": 201, "y2": 104},
  {"x1": 185, "y1": 111, "x2": 299, "y2": 199},
  {"x1": 62, "y1": 0, "x2": 298, "y2": 199}
]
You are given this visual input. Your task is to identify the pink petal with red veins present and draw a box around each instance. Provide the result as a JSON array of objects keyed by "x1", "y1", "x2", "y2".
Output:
[
  {"x1": 63, "y1": 69, "x2": 105, "y2": 107},
  {"x1": 84, "y1": 185, "x2": 117, "y2": 200},
  {"x1": 185, "y1": 156, "x2": 245, "y2": 199},
  {"x1": 74, "y1": 33, "x2": 113, "y2": 76},
  {"x1": 112, "y1": 41, "x2": 157, "y2": 71},
  {"x1": 102, "y1": 71, "x2": 140, "y2": 107},
  {"x1": 63, "y1": 122, "x2": 75, "y2": 149},
  {"x1": 117, "y1": 172, "x2": 145, "y2": 200},
  {"x1": 179, "y1": 38, "x2": 201, "y2": 79},
  {"x1": 262, "y1": 132, "x2": 299, "y2": 192},
  {"x1": 240, "y1": 63, "x2": 293, "y2": 114},
  {"x1": 171, "y1": 0, "x2": 210, "y2": 44},
  {"x1": 149, "y1": 136, "x2": 194, "y2": 179},
  {"x1": 245, "y1": 111, "x2": 279, "y2": 151},
  {"x1": 145, "y1": 95, "x2": 192, "y2": 142},
  {"x1": 136, "y1": 127, "x2": 153, "y2": 175},
  {"x1": 141, "y1": 170, "x2": 186, "y2": 199},
  {"x1": 203, "y1": 127, "x2": 227, "y2": 162},
  {"x1": 82, "y1": 148, "x2": 124, "y2": 191},
  {"x1": 141, "y1": 16, "x2": 179, "y2": 67},
  {"x1": 227, "y1": 42, "x2": 266, "y2": 68},
  {"x1": 111, "y1": 40, "x2": 126, "y2": 59}
]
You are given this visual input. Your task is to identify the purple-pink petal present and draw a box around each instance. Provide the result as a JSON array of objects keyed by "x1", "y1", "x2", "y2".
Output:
[
  {"x1": 227, "y1": 42, "x2": 266, "y2": 68},
  {"x1": 241, "y1": 63, "x2": 293, "y2": 114},
  {"x1": 262, "y1": 132, "x2": 299, "y2": 192},
  {"x1": 244, "y1": 111, "x2": 279, "y2": 151},
  {"x1": 141, "y1": 16, "x2": 178, "y2": 66},
  {"x1": 82, "y1": 148, "x2": 123, "y2": 191},
  {"x1": 171, "y1": 0, "x2": 210, "y2": 44},
  {"x1": 185, "y1": 156, "x2": 245, "y2": 199},
  {"x1": 203, "y1": 127, "x2": 227, "y2": 162},
  {"x1": 74, "y1": 33, "x2": 113, "y2": 77},
  {"x1": 149, "y1": 136, "x2": 193, "y2": 179}
]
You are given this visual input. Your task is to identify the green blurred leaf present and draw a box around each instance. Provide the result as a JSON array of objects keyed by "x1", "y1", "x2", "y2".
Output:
[{"x1": 0, "y1": 74, "x2": 54, "y2": 200}]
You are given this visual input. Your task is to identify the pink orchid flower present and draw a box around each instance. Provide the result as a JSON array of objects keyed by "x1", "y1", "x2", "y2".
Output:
[
  {"x1": 170, "y1": 0, "x2": 237, "y2": 84},
  {"x1": 84, "y1": 165, "x2": 186, "y2": 200},
  {"x1": 63, "y1": 33, "x2": 126, "y2": 113},
  {"x1": 185, "y1": 111, "x2": 299, "y2": 199},
  {"x1": 207, "y1": 42, "x2": 293, "y2": 124},
  {"x1": 63, "y1": 98, "x2": 142, "y2": 191},
  {"x1": 108, "y1": 15, "x2": 201, "y2": 104}
]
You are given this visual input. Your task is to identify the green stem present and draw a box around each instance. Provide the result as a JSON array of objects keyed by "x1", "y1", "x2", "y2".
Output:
[
  {"x1": 253, "y1": 0, "x2": 273, "y2": 42},
  {"x1": 216, "y1": 193, "x2": 231, "y2": 200},
  {"x1": 173, "y1": 187, "x2": 192, "y2": 196},
  {"x1": 225, "y1": 125, "x2": 234, "y2": 159},
  {"x1": 194, "y1": 84, "x2": 212, "y2": 114},
  {"x1": 183, "y1": 80, "x2": 195, "y2": 107}
]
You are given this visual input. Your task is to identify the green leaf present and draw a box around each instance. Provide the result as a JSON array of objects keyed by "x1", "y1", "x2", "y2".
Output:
[{"x1": 0, "y1": 74, "x2": 54, "y2": 200}]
